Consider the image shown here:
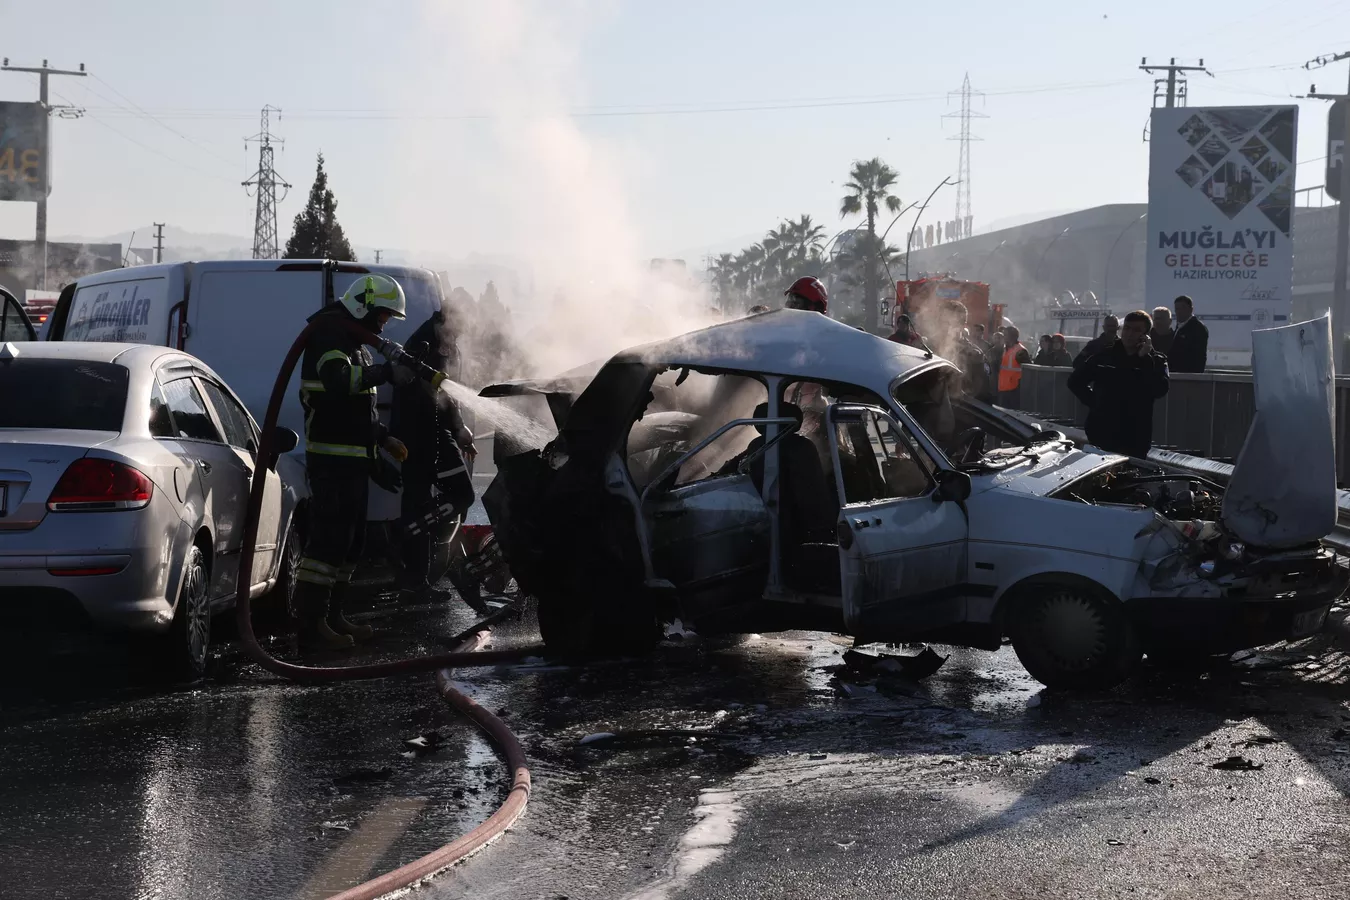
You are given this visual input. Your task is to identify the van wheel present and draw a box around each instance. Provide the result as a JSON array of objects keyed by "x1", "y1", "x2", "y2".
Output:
[
  {"x1": 162, "y1": 544, "x2": 211, "y2": 681},
  {"x1": 1010, "y1": 583, "x2": 1140, "y2": 690}
]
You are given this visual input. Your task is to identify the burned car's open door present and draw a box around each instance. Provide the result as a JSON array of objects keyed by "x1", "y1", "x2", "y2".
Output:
[{"x1": 828, "y1": 404, "x2": 972, "y2": 640}]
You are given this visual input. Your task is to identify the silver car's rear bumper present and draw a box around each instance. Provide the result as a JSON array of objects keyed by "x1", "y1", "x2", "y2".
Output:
[
  {"x1": 0, "y1": 553, "x2": 177, "y2": 632},
  {"x1": 0, "y1": 504, "x2": 190, "y2": 633}
]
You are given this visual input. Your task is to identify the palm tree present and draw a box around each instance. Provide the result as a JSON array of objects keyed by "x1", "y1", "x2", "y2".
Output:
[
  {"x1": 839, "y1": 158, "x2": 902, "y2": 331},
  {"x1": 710, "y1": 253, "x2": 737, "y2": 310}
]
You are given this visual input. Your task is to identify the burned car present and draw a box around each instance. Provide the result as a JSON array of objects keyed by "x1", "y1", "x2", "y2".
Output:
[{"x1": 483, "y1": 310, "x2": 1346, "y2": 688}]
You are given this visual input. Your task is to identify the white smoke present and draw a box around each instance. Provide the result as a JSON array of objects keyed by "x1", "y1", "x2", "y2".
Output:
[{"x1": 409, "y1": 0, "x2": 719, "y2": 382}]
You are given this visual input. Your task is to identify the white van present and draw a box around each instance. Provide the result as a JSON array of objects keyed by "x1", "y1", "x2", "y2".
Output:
[{"x1": 44, "y1": 260, "x2": 449, "y2": 561}]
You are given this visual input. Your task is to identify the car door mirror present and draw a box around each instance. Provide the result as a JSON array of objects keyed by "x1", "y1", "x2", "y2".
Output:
[
  {"x1": 273, "y1": 427, "x2": 300, "y2": 454},
  {"x1": 934, "y1": 469, "x2": 971, "y2": 503}
]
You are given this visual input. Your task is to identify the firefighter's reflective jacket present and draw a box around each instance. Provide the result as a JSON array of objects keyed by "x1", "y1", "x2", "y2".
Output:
[{"x1": 299, "y1": 305, "x2": 389, "y2": 470}]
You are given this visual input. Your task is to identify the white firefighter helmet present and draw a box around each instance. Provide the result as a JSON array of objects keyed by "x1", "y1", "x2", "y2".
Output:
[{"x1": 339, "y1": 274, "x2": 407, "y2": 320}]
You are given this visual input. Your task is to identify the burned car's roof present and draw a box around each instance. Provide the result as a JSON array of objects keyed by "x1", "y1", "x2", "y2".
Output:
[{"x1": 613, "y1": 309, "x2": 957, "y2": 388}]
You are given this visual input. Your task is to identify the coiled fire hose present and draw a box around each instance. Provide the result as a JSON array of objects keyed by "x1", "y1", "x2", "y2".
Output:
[{"x1": 230, "y1": 315, "x2": 537, "y2": 897}]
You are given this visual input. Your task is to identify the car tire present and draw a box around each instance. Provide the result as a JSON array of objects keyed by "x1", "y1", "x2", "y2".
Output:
[
  {"x1": 1010, "y1": 582, "x2": 1140, "y2": 690},
  {"x1": 163, "y1": 544, "x2": 212, "y2": 681},
  {"x1": 259, "y1": 525, "x2": 303, "y2": 624}
]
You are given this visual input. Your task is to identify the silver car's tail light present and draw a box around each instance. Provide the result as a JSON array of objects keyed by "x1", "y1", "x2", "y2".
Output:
[{"x1": 47, "y1": 458, "x2": 154, "y2": 512}]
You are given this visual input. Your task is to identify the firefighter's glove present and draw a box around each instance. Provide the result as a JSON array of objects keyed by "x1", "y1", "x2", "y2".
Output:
[
  {"x1": 385, "y1": 362, "x2": 417, "y2": 387},
  {"x1": 382, "y1": 436, "x2": 409, "y2": 462},
  {"x1": 371, "y1": 456, "x2": 403, "y2": 493},
  {"x1": 454, "y1": 425, "x2": 478, "y2": 462},
  {"x1": 376, "y1": 337, "x2": 407, "y2": 365}
]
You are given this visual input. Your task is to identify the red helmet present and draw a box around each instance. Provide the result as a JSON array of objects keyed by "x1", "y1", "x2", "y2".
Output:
[{"x1": 784, "y1": 276, "x2": 828, "y2": 314}]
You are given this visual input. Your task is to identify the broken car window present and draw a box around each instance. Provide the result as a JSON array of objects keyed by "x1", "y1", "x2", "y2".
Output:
[
  {"x1": 626, "y1": 369, "x2": 768, "y2": 491},
  {"x1": 836, "y1": 409, "x2": 934, "y2": 504}
]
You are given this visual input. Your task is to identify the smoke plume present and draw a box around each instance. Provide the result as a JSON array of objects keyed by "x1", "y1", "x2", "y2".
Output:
[{"x1": 410, "y1": 0, "x2": 720, "y2": 386}]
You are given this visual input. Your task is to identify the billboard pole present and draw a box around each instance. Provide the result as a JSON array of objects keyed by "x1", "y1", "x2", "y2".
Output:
[
  {"x1": 0, "y1": 59, "x2": 87, "y2": 290},
  {"x1": 1306, "y1": 51, "x2": 1350, "y2": 372}
]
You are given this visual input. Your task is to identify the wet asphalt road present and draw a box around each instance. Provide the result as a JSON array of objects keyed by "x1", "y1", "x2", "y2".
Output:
[{"x1": 3, "y1": 570, "x2": 1350, "y2": 899}]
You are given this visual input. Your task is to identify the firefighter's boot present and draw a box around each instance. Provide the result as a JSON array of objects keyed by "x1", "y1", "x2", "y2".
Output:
[
  {"x1": 294, "y1": 579, "x2": 355, "y2": 651},
  {"x1": 327, "y1": 580, "x2": 374, "y2": 642}
]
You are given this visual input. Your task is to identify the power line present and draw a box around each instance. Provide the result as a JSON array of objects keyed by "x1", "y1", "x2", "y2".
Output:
[
  {"x1": 63, "y1": 78, "x2": 1141, "y2": 123},
  {"x1": 45, "y1": 85, "x2": 238, "y2": 184},
  {"x1": 82, "y1": 73, "x2": 240, "y2": 169}
]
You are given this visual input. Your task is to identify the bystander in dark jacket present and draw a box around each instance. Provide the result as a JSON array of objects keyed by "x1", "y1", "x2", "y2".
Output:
[
  {"x1": 1149, "y1": 305, "x2": 1175, "y2": 357},
  {"x1": 1048, "y1": 333, "x2": 1074, "y2": 367},
  {"x1": 1168, "y1": 295, "x2": 1208, "y2": 373},
  {"x1": 1073, "y1": 315, "x2": 1120, "y2": 368},
  {"x1": 1066, "y1": 309, "x2": 1170, "y2": 458}
]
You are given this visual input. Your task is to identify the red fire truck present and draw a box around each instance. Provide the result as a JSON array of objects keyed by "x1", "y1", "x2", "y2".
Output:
[{"x1": 894, "y1": 276, "x2": 1005, "y2": 337}]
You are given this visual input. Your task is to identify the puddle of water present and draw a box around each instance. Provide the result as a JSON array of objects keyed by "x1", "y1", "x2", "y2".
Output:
[{"x1": 624, "y1": 788, "x2": 743, "y2": 900}]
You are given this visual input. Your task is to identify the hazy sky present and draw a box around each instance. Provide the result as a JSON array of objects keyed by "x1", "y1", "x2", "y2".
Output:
[{"x1": 0, "y1": 0, "x2": 1345, "y2": 264}]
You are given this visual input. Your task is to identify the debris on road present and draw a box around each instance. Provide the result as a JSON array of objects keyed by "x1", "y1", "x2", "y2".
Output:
[
  {"x1": 580, "y1": 732, "x2": 617, "y2": 745},
  {"x1": 1210, "y1": 755, "x2": 1264, "y2": 771},
  {"x1": 841, "y1": 646, "x2": 949, "y2": 680},
  {"x1": 403, "y1": 732, "x2": 445, "y2": 755}
]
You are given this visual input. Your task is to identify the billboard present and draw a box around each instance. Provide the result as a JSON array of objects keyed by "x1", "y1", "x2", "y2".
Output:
[
  {"x1": 0, "y1": 101, "x2": 49, "y2": 202},
  {"x1": 1146, "y1": 105, "x2": 1297, "y2": 366}
]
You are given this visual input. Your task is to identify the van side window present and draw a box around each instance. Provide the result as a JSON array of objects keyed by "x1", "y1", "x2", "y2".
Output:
[
  {"x1": 149, "y1": 382, "x2": 175, "y2": 438},
  {"x1": 199, "y1": 379, "x2": 258, "y2": 452},
  {"x1": 160, "y1": 377, "x2": 224, "y2": 443}
]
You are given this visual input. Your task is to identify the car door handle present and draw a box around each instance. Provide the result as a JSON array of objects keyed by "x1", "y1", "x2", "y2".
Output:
[{"x1": 195, "y1": 459, "x2": 212, "y2": 474}]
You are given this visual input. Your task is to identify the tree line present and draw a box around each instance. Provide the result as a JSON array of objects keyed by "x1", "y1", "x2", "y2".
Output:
[{"x1": 711, "y1": 157, "x2": 905, "y2": 329}]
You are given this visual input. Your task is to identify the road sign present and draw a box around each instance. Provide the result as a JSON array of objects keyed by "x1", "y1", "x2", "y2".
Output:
[
  {"x1": 0, "y1": 101, "x2": 49, "y2": 202},
  {"x1": 1330, "y1": 100, "x2": 1346, "y2": 202}
]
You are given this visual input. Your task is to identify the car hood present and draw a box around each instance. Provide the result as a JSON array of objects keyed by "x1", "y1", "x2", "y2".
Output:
[{"x1": 1221, "y1": 314, "x2": 1337, "y2": 547}]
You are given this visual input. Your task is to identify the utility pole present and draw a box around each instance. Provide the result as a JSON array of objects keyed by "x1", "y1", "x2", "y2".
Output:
[
  {"x1": 1139, "y1": 57, "x2": 1210, "y2": 108},
  {"x1": 1306, "y1": 50, "x2": 1350, "y2": 372},
  {"x1": 943, "y1": 73, "x2": 986, "y2": 240},
  {"x1": 0, "y1": 59, "x2": 86, "y2": 290},
  {"x1": 374, "y1": 249, "x2": 383, "y2": 264},
  {"x1": 242, "y1": 105, "x2": 289, "y2": 259},
  {"x1": 152, "y1": 223, "x2": 165, "y2": 264}
]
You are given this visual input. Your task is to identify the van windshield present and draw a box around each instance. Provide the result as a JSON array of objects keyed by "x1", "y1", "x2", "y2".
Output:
[{"x1": 0, "y1": 360, "x2": 128, "y2": 430}]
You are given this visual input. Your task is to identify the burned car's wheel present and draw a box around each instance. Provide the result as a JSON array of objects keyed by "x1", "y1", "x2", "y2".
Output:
[{"x1": 1009, "y1": 582, "x2": 1140, "y2": 690}]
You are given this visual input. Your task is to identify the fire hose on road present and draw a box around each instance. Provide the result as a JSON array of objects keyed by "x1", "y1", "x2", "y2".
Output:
[{"x1": 231, "y1": 314, "x2": 539, "y2": 898}]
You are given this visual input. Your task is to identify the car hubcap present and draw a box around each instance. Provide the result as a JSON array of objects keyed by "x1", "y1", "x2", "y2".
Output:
[
  {"x1": 186, "y1": 558, "x2": 210, "y2": 665},
  {"x1": 1037, "y1": 590, "x2": 1107, "y2": 670},
  {"x1": 284, "y1": 538, "x2": 301, "y2": 603}
]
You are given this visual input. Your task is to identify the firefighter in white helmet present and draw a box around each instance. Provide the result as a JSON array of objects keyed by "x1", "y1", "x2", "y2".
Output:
[{"x1": 292, "y1": 274, "x2": 416, "y2": 651}]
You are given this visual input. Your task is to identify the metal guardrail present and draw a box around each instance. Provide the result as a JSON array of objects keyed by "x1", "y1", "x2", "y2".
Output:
[{"x1": 1017, "y1": 364, "x2": 1350, "y2": 485}]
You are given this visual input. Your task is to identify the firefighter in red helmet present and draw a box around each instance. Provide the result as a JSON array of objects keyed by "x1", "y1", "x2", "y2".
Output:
[{"x1": 784, "y1": 276, "x2": 829, "y2": 315}]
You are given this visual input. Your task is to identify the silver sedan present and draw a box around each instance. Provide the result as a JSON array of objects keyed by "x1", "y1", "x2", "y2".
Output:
[{"x1": 0, "y1": 341, "x2": 299, "y2": 678}]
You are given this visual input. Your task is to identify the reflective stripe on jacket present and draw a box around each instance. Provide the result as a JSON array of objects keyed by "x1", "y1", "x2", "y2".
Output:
[
  {"x1": 299, "y1": 306, "x2": 386, "y2": 462},
  {"x1": 998, "y1": 343, "x2": 1026, "y2": 392}
]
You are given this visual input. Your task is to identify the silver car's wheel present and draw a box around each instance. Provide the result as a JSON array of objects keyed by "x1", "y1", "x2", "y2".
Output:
[
  {"x1": 165, "y1": 544, "x2": 211, "y2": 680},
  {"x1": 1011, "y1": 584, "x2": 1140, "y2": 690}
]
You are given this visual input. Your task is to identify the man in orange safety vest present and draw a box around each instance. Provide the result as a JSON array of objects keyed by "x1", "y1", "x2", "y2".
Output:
[{"x1": 997, "y1": 325, "x2": 1031, "y2": 409}]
